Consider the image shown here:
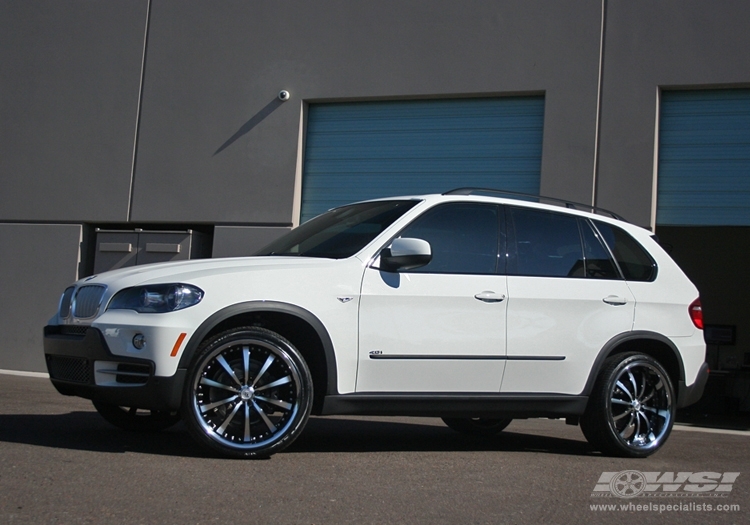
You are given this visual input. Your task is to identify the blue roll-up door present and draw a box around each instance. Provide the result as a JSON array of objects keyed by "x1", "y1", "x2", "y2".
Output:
[
  {"x1": 657, "y1": 89, "x2": 750, "y2": 226},
  {"x1": 301, "y1": 96, "x2": 544, "y2": 223}
]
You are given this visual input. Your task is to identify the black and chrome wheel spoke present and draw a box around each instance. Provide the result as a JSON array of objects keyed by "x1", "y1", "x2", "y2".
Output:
[
  {"x1": 640, "y1": 387, "x2": 656, "y2": 404},
  {"x1": 200, "y1": 377, "x2": 239, "y2": 393},
  {"x1": 612, "y1": 407, "x2": 631, "y2": 421},
  {"x1": 216, "y1": 355, "x2": 242, "y2": 386},
  {"x1": 252, "y1": 400, "x2": 277, "y2": 433},
  {"x1": 256, "y1": 375, "x2": 291, "y2": 392},
  {"x1": 244, "y1": 403, "x2": 251, "y2": 442},
  {"x1": 243, "y1": 346, "x2": 251, "y2": 384},
  {"x1": 619, "y1": 413, "x2": 636, "y2": 439},
  {"x1": 252, "y1": 355, "x2": 276, "y2": 388},
  {"x1": 217, "y1": 402, "x2": 243, "y2": 434},
  {"x1": 627, "y1": 370, "x2": 639, "y2": 399},
  {"x1": 200, "y1": 395, "x2": 239, "y2": 413},
  {"x1": 615, "y1": 380, "x2": 633, "y2": 401},
  {"x1": 190, "y1": 333, "x2": 306, "y2": 454},
  {"x1": 255, "y1": 395, "x2": 293, "y2": 411},
  {"x1": 643, "y1": 405, "x2": 670, "y2": 420},
  {"x1": 608, "y1": 360, "x2": 672, "y2": 451}
]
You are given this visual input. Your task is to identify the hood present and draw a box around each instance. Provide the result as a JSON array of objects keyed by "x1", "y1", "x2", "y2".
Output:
[{"x1": 77, "y1": 256, "x2": 349, "y2": 289}]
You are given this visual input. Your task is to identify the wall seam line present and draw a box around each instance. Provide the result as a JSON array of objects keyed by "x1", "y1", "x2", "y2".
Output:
[
  {"x1": 592, "y1": 0, "x2": 607, "y2": 208},
  {"x1": 127, "y1": 0, "x2": 152, "y2": 222}
]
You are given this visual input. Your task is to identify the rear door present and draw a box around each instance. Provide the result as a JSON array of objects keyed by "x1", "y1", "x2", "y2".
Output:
[{"x1": 501, "y1": 207, "x2": 635, "y2": 395}]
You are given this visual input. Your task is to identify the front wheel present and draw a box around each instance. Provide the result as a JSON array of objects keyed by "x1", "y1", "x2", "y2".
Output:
[
  {"x1": 581, "y1": 352, "x2": 675, "y2": 458},
  {"x1": 183, "y1": 327, "x2": 313, "y2": 458},
  {"x1": 92, "y1": 401, "x2": 180, "y2": 432},
  {"x1": 442, "y1": 417, "x2": 512, "y2": 437}
]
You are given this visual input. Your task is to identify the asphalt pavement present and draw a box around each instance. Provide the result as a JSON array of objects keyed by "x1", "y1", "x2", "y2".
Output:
[{"x1": 1, "y1": 374, "x2": 748, "y2": 524}]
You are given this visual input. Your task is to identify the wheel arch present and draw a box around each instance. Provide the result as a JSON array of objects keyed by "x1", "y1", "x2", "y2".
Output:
[
  {"x1": 178, "y1": 301, "x2": 338, "y2": 414},
  {"x1": 581, "y1": 331, "x2": 685, "y2": 400}
]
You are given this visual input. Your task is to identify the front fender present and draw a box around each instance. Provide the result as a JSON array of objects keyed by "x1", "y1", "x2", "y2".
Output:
[{"x1": 176, "y1": 301, "x2": 339, "y2": 396}]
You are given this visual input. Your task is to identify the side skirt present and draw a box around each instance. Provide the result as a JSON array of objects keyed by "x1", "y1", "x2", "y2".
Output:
[{"x1": 319, "y1": 393, "x2": 588, "y2": 418}]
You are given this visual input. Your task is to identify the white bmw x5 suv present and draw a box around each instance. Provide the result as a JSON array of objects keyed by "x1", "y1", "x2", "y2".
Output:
[{"x1": 44, "y1": 189, "x2": 708, "y2": 458}]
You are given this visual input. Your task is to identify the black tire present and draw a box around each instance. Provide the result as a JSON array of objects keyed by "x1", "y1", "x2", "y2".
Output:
[
  {"x1": 442, "y1": 417, "x2": 512, "y2": 437},
  {"x1": 183, "y1": 327, "x2": 313, "y2": 458},
  {"x1": 581, "y1": 352, "x2": 675, "y2": 458},
  {"x1": 92, "y1": 401, "x2": 181, "y2": 432}
]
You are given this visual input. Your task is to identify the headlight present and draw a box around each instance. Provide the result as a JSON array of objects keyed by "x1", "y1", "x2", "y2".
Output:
[{"x1": 108, "y1": 284, "x2": 204, "y2": 313}]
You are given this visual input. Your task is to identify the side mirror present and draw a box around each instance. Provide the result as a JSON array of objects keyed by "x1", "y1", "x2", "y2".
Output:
[{"x1": 379, "y1": 238, "x2": 432, "y2": 272}]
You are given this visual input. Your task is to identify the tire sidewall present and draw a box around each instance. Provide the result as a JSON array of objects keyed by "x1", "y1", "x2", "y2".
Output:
[
  {"x1": 182, "y1": 327, "x2": 313, "y2": 458},
  {"x1": 600, "y1": 353, "x2": 675, "y2": 457}
]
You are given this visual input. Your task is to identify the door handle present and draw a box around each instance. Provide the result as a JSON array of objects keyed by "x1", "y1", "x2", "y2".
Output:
[
  {"x1": 474, "y1": 291, "x2": 506, "y2": 303},
  {"x1": 603, "y1": 295, "x2": 628, "y2": 306}
]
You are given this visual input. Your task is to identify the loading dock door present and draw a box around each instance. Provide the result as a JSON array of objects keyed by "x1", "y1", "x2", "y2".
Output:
[
  {"x1": 657, "y1": 89, "x2": 750, "y2": 226},
  {"x1": 656, "y1": 88, "x2": 750, "y2": 406},
  {"x1": 301, "y1": 96, "x2": 545, "y2": 223}
]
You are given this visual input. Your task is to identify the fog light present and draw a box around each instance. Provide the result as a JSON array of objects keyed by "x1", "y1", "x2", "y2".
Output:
[{"x1": 132, "y1": 333, "x2": 147, "y2": 350}]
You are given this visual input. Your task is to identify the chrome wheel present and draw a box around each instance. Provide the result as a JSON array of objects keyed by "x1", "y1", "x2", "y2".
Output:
[
  {"x1": 184, "y1": 327, "x2": 312, "y2": 458},
  {"x1": 581, "y1": 352, "x2": 674, "y2": 458},
  {"x1": 608, "y1": 361, "x2": 672, "y2": 450}
]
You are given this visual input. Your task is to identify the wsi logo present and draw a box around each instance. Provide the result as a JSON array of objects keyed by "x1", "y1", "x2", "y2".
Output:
[{"x1": 592, "y1": 471, "x2": 740, "y2": 498}]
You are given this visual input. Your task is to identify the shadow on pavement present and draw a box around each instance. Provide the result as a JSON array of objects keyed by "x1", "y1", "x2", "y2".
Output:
[
  {"x1": 0, "y1": 411, "x2": 205, "y2": 458},
  {"x1": 288, "y1": 417, "x2": 593, "y2": 456},
  {"x1": 0, "y1": 412, "x2": 594, "y2": 458},
  {"x1": 676, "y1": 410, "x2": 750, "y2": 431}
]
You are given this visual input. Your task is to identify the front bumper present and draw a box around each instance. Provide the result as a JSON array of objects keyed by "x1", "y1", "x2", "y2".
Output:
[
  {"x1": 44, "y1": 325, "x2": 185, "y2": 411},
  {"x1": 677, "y1": 361, "x2": 710, "y2": 409}
]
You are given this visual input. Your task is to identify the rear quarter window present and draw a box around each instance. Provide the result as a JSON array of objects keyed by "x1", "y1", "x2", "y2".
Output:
[{"x1": 593, "y1": 221, "x2": 657, "y2": 282}]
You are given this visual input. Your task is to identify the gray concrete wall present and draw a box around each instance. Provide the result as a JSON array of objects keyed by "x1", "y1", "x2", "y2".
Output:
[
  {"x1": 3, "y1": 0, "x2": 750, "y2": 372},
  {"x1": 131, "y1": 0, "x2": 604, "y2": 224},
  {"x1": 0, "y1": 224, "x2": 82, "y2": 372},
  {"x1": 0, "y1": 0, "x2": 148, "y2": 223},
  {"x1": 212, "y1": 226, "x2": 291, "y2": 258},
  {"x1": 597, "y1": 0, "x2": 750, "y2": 226}
]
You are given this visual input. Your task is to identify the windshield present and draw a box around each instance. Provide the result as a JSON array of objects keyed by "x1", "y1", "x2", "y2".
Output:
[{"x1": 256, "y1": 200, "x2": 420, "y2": 259}]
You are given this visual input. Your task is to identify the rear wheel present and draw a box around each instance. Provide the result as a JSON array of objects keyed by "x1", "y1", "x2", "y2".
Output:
[
  {"x1": 92, "y1": 401, "x2": 180, "y2": 432},
  {"x1": 581, "y1": 352, "x2": 675, "y2": 458},
  {"x1": 183, "y1": 327, "x2": 313, "y2": 458},
  {"x1": 442, "y1": 417, "x2": 512, "y2": 437}
]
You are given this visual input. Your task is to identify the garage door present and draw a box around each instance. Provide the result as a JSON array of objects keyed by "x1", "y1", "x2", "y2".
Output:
[
  {"x1": 657, "y1": 89, "x2": 750, "y2": 226},
  {"x1": 301, "y1": 96, "x2": 545, "y2": 223}
]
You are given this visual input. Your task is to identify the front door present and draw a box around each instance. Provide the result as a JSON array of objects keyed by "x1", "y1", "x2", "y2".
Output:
[{"x1": 357, "y1": 202, "x2": 508, "y2": 393}]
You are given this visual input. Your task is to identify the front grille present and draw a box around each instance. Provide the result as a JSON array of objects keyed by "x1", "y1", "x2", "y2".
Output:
[
  {"x1": 47, "y1": 355, "x2": 91, "y2": 384},
  {"x1": 59, "y1": 287, "x2": 74, "y2": 318},
  {"x1": 72, "y1": 285, "x2": 106, "y2": 318},
  {"x1": 59, "y1": 326, "x2": 89, "y2": 336}
]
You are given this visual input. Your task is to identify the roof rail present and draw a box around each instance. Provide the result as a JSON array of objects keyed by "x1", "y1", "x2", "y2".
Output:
[{"x1": 443, "y1": 187, "x2": 627, "y2": 221}]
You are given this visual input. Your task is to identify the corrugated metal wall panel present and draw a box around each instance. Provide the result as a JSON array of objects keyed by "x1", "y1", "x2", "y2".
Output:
[
  {"x1": 657, "y1": 89, "x2": 750, "y2": 226},
  {"x1": 301, "y1": 97, "x2": 544, "y2": 222}
]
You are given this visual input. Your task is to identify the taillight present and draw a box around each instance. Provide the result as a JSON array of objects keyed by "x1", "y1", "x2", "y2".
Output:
[{"x1": 689, "y1": 298, "x2": 704, "y2": 330}]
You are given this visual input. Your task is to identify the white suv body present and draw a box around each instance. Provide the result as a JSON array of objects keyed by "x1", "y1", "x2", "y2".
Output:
[{"x1": 44, "y1": 190, "x2": 708, "y2": 458}]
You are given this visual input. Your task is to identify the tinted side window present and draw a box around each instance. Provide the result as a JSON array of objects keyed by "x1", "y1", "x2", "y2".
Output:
[
  {"x1": 509, "y1": 207, "x2": 583, "y2": 277},
  {"x1": 593, "y1": 221, "x2": 657, "y2": 281},
  {"x1": 580, "y1": 220, "x2": 620, "y2": 279},
  {"x1": 397, "y1": 203, "x2": 502, "y2": 274}
]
